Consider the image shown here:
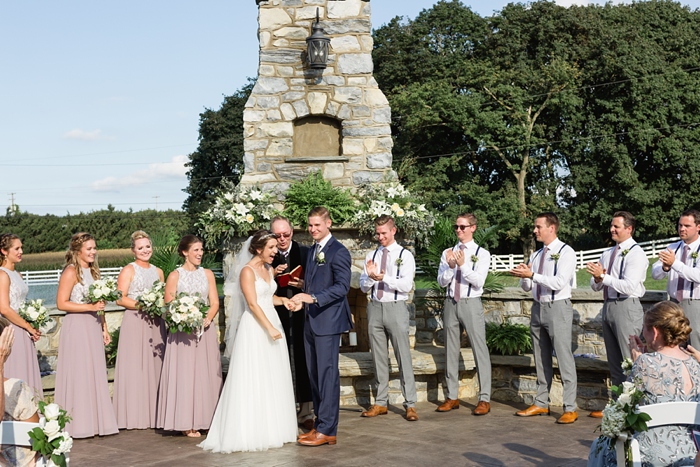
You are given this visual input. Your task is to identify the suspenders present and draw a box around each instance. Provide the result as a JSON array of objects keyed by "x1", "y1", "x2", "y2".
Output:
[
  {"x1": 673, "y1": 241, "x2": 700, "y2": 299},
  {"x1": 466, "y1": 246, "x2": 481, "y2": 298},
  {"x1": 370, "y1": 247, "x2": 405, "y2": 301}
]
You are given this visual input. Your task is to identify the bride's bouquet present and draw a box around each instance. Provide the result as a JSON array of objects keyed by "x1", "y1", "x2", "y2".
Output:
[
  {"x1": 135, "y1": 280, "x2": 167, "y2": 318},
  {"x1": 85, "y1": 278, "x2": 122, "y2": 315},
  {"x1": 28, "y1": 401, "x2": 73, "y2": 467},
  {"x1": 163, "y1": 292, "x2": 209, "y2": 334},
  {"x1": 18, "y1": 298, "x2": 52, "y2": 332}
]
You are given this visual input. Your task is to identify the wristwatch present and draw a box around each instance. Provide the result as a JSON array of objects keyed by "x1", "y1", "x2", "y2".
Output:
[{"x1": 311, "y1": 294, "x2": 318, "y2": 304}]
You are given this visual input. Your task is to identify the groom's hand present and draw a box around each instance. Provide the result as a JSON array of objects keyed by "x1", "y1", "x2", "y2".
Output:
[{"x1": 292, "y1": 293, "x2": 314, "y2": 305}]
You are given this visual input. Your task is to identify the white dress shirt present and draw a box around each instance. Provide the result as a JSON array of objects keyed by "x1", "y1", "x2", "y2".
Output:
[
  {"x1": 651, "y1": 238, "x2": 700, "y2": 300},
  {"x1": 520, "y1": 238, "x2": 576, "y2": 303},
  {"x1": 437, "y1": 240, "x2": 491, "y2": 299},
  {"x1": 590, "y1": 237, "x2": 648, "y2": 298},
  {"x1": 360, "y1": 241, "x2": 416, "y2": 302}
]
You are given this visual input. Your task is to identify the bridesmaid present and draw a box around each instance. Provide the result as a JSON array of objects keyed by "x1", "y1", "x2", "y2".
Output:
[
  {"x1": 0, "y1": 234, "x2": 43, "y2": 398},
  {"x1": 55, "y1": 232, "x2": 118, "y2": 438},
  {"x1": 113, "y1": 231, "x2": 166, "y2": 429},
  {"x1": 157, "y1": 235, "x2": 222, "y2": 437}
]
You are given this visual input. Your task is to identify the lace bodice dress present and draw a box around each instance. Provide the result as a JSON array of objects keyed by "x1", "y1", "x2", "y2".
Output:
[
  {"x1": 0, "y1": 267, "x2": 28, "y2": 309},
  {"x1": 175, "y1": 267, "x2": 209, "y2": 300}
]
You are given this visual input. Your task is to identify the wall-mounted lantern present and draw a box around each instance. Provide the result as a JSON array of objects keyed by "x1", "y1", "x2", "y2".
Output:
[{"x1": 306, "y1": 8, "x2": 330, "y2": 69}]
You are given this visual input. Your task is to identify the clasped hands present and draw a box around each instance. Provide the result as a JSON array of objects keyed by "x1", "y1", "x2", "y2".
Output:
[
  {"x1": 585, "y1": 262, "x2": 605, "y2": 283},
  {"x1": 444, "y1": 249, "x2": 466, "y2": 269},
  {"x1": 509, "y1": 263, "x2": 533, "y2": 279},
  {"x1": 658, "y1": 248, "x2": 675, "y2": 271},
  {"x1": 281, "y1": 296, "x2": 304, "y2": 312}
]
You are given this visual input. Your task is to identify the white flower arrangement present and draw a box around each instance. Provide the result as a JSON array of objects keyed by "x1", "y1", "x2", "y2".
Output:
[
  {"x1": 18, "y1": 299, "x2": 53, "y2": 332},
  {"x1": 85, "y1": 278, "x2": 122, "y2": 314},
  {"x1": 164, "y1": 292, "x2": 210, "y2": 335},
  {"x1": 28, "y1": 401, "x2": 72, "y2": 467},
  {"x1": 135, "y1": 280, "x2": 167, "y2": 319},
  {"x1": 198, "y1": 180, "x2": 278, "y2": 244},
  {"x1": 353, "y1": 180, "x2": 436, "y2": 247}
]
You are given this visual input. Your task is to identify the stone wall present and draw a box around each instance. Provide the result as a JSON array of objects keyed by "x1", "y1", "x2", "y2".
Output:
[{"x1": 241, "y1": 0, "x2": 393, "y2": 192}]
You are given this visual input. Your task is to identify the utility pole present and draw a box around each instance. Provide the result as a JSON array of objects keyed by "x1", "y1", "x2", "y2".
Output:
[
  {"x1": 153, "y1": 196, "x2": 160, "y2": 210},
  {"x1": 8, "y1": 193, "x2": 17, "y2": 215}
]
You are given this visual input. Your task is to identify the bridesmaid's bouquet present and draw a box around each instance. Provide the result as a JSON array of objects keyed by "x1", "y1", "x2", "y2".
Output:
[
  {"x1": 28, "y1": 401, "x2": 73, "y2": 467},
  {"x1": 18, "y1": 298, "x2": 52, "y2": 331},
  {"x1": 85, "y1": 278, "x2": 122, "y2": 314},
  {"x1": 164, "y1": 292, "x2": 209, "y2": 335},
  {"x1": 136, "y1": 280, "x2": 167, "y2": 318}
]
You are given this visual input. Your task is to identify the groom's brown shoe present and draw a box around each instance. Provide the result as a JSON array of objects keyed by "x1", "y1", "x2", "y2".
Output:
[
  {"x1": 406, "y1": 407, "x2": 419, "y2": 421},
  {"x1": 297, "y1": 429, "x2": 316, "y2": 440},
  {"x1": 361, "y1": 405, "x2": 388, "y2": 417},
  {"x1": 297, "y1": 431, "x2": 337, "y2": 446},
  {"x1": 516, "y1": 405, "x2": 550, "y2": 417},
  {"x1": 473, "y1": 401, "x2": 490, "y2": 416},
  {"x1": 556, "y1": 411, "x2": 578, "y2": 424},
  {"x1": 589, "y1": 410, "x2": 603, "y2": 418},
  {"x1": 436, "y1": 399, "x2": 460, "y2": 412}
]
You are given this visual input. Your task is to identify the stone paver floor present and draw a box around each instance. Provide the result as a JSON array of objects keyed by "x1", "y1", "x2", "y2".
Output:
[{"x1": 71, "y1": 399, "x2": 601, "y2": 466}]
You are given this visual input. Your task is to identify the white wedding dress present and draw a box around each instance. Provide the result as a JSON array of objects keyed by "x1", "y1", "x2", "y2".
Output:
[{"x1": 199, "y1": 265, "x2": 297, "y2": 453}]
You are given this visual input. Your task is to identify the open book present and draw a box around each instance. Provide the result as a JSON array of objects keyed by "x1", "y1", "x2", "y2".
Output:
[{"x1": 277, "y1": 265, "x2": 303, "y2": 288}]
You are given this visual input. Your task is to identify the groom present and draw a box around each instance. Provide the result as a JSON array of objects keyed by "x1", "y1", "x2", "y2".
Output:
[{"x1": 292, "y1": 206, "x2": 352, "y2": 447}]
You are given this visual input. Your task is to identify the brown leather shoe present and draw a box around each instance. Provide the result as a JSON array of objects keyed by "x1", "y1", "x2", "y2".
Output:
[
  {"x1": 406, "y1": 407, "x2": 418, "y2": 421},
  {"x1": 436, "y1": 399, "x2": 460, "y2": 412},
  {"x1": 300, "y1": 419, "x2": 315, "y2": 431},
  {"x1": 297, "y1": 428, "x2": 316, "y2": 440},
  {"x1": 556, "y1": 411, "x2": 578, "y2": 424},
  {"x1": 361, "y1": 405, "x2": 388, "y2": 417},
  {"x1": 589, "y1": 410, "x2": 603, "y2": 419},
  {"x1": 473, "y1": 401, "x2": 490, "y2": 416},
  {"x1": 297, "y1": 431, "x2": 337, "y2": 446},
  {"x1": 516, "y1": 405, "x2": 550, "y2": 417}
]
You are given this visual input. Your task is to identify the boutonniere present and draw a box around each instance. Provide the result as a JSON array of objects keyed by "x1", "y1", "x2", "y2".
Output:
[
  {"x1": 621, "y1": 249, "x2": 630, "y2": 257},
  {"x1": 470, "y1": 255, "x2": 479, "y2": 263},
  {"x1": 692, "y1": 252, "x2": 699, "y2": 260},
  {"x1": 316, "y1": 251, "x2": 325, "y2": 264},
  {"x1": 395, "y1": 257, "x2": 403, "y2": 267},
  {"x1": 550, "y1": 253, "x2": 560, "y2": 262}
]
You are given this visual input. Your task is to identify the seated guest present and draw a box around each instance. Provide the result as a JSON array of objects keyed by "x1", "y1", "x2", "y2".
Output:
[
  {"x1": 0, "y1": 317, "x2": 41, "y2": 467},
  {"x1": 588, "y1": 301, "x2": 700, "y2": 466}
]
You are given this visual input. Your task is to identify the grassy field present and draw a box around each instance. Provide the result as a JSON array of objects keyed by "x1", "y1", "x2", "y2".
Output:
[{"x1": 19, "y1": 249, "x2": 134, "y2": 271}]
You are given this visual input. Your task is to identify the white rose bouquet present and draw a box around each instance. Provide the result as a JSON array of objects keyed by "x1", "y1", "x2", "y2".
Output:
[
  {"x1": 85, "y1": 278, "x2": 122, "y2": 314},
  {"x1": 135, "y1": 280, "x2": 167, "y2": 318},
  {"x1": 18, "y1": 299, "x2": 52, "y2": 331},
  {"x1": 163, "y1": 292, "x2": 210, "y2": 335},
  {"x1": 28, "y1": 401, "x2": 73, "y2": 467}
]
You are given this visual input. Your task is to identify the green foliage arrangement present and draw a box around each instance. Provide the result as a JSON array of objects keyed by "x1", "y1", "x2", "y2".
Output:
[
  {"x1": 485, "y1": 322, "x2": 532, "y2": 356},
  {"x1": 282, "y1": 172, "x2": 357, "y2": 228},
  {"x1": 197, "y1": 180, "x2": 278, "y2": 246},
  {"x1": 104, "y1": 327, "x2": 120, "y2": 367},
  {"x1": 352, "y1": 180, "x2": 435, "y2": 247}
]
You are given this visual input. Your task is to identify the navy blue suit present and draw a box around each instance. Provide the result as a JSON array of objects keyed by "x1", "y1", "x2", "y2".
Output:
[{"x1": 303, "y1": 236, "x2": 352, "y2": 436}]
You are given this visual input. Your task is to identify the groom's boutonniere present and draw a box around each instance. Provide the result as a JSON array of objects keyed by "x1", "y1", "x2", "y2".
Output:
[
  {"x1": 621, "y1": 249, "x2": 630, "y2": 257},
  {"x1": 470, "y1": 255, "x2": 479, "y2": 263},
  {"x1": 395, "y1": 257, "x2": 403, "y2": 267},
  {"x1": 692, "y1": 252, "x2": 699, "y2": 260},
  {"x1": 316, "y1": 251, "x2": 326, "y2": 264},
  {"x1": 550, "y1": 253, "x2": 560, "y2": 262}
]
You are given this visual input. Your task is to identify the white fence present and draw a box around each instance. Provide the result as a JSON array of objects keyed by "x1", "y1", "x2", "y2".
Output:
[
  {"x1": 22, "y1": 267, "x2": 224, "y2": 286},
  {"x1": 488, "y1": 236, "x2": 678, "y2": 272}
]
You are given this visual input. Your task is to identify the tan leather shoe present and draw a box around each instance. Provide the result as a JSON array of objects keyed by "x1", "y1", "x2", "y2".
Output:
[
  {"x1": 297, "y1": 431, "x2": 337, "y2": 446},
  {"x1": 361, "y1": 405, "x2": 388, "y2": 417},
  {"x1": 436, "y1": 399, "x2": 460, "y2": 412},
  {"x1": 589, "y1": 410, "x2": 603, "y2": 419},
  {"x1": 556, "y1": 411, "x2": 578, "y2": 424},
  {"x1": 406, "y1": 407, "x2": 418, "y2": 421},
  {"x1": 473, "y1": 401, "x2": 490, "y2": 416},
  {"x1": 516, "y1": 405, "x2": 550, "y2": 417},
  {"x1": 297, "y1": 428, "x2": 316, "y2": 440}
]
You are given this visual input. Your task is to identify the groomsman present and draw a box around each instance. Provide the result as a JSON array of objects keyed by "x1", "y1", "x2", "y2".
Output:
[
  {"x1": 586, "y1": 211, "x2": 648, "y2": 390},
  {"x1": 651, "y1": 209, "x2": 700, "y2": 347},
  {"x1": 510, "y1": 213, "x2": 578, "y2": 424},
  {"x1": 436, "y1": 213, "x2": 492, "y2": 416},
  {"x1": 359, "y1": 215, "x2": 418, "y2": 422},
  {"x1": 292, "y1": 207, "x2": 352, "y2": 447},
  {"x1": 270, "y1": 216, "x2": 314, "y2": 430}
]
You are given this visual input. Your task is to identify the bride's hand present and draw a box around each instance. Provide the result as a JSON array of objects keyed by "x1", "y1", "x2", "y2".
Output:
[{"x1": 267, "y1": 327, "x2": 282, "y2": 341}]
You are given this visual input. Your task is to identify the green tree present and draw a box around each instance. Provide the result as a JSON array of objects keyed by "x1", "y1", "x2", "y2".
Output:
[{"x1": 183, "y1": 79, "x2": 255, "y2": 219}]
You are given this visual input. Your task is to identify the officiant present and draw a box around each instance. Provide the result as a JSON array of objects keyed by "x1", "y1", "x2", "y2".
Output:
[{"x1": 270, "y1": 216, "x2": 314, "y2": 430}]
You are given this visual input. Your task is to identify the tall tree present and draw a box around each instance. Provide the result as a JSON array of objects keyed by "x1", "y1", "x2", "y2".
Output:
[{"x1": 182, "y1": 79, "x2": 255, "y2": 218}]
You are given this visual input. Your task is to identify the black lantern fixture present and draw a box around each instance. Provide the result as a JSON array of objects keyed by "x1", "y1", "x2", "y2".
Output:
[{"x1": 306, "y1": 8, "x2": 330, "y2": 69}]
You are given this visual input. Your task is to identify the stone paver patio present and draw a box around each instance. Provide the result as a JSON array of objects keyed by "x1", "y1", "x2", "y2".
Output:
[{"x1": 71, "y1": 399, "x2": 600, "y2": 466}]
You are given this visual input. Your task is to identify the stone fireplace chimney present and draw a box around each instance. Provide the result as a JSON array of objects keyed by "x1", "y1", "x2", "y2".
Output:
[{"x1": 241, "y1": 0, "x2": 394, "y2": 193}]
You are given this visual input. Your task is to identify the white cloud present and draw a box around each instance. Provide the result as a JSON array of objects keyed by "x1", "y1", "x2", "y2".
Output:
[
  {"x1": 63, "y1": 128, "x2": 115, "y2": 142},
  {"x1": 91, "y1": 155, "x2": 188, "y2": 192}
]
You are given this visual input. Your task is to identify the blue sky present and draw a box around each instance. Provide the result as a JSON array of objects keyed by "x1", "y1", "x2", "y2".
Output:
[{"x1": 2, "y1": 0, "x2": 699, "y2": 216}]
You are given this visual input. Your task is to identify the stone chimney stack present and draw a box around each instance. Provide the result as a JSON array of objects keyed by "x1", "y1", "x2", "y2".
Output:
[{"x1": 241, "y1": 0, "x2": 394, "y2": 193}]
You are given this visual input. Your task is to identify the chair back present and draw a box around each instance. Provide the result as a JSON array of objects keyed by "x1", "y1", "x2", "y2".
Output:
[{"x1": 0, "y1": 420, "x2": 39, "y2": 446}]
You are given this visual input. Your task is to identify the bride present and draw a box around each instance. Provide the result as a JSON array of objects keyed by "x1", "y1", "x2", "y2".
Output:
[{"x1": 199, "y1": 230, "x2": 299, "y2": 453}]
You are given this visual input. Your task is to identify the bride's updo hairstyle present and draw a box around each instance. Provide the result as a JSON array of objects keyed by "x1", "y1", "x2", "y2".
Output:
[
  {"x1": 645, "y1": 300, "x2": 692, "y2": 347},
  {"x1": 248, "y1": 230, "x2": 278, "y2": 255},
  {"x1": 177, "y1": 235, "x2": 203, "y2": 257}
]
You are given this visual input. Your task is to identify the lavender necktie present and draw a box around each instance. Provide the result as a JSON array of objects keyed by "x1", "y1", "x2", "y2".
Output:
[
  {"x1": 376, "y1": 248, "x2": 389, "y2": 300},
  {"x1": 453, "y1": 245, "x2": 466, "y2": 301},
  {"x1": 603, "y1": 246, "x2": 619, "y2": 301},
  {"x1": 534, "y1": 247, "x2": 549, "y2": 302},
  {"x1": 677, "y1": 245, "x2": 690, "y2": 302}
]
